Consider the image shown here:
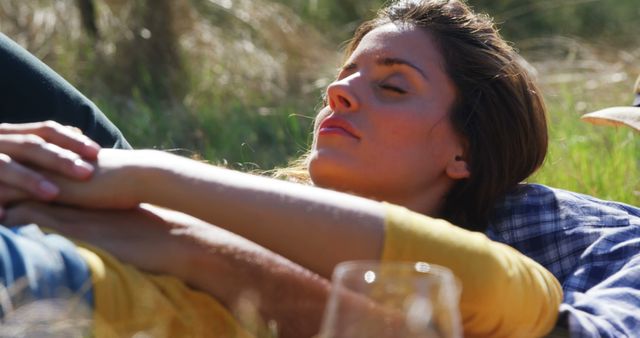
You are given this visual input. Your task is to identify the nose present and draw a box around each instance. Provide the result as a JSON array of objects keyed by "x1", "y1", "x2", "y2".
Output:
[{"x1": 326, "y1": 76, "x2": 360, "y2": 113}]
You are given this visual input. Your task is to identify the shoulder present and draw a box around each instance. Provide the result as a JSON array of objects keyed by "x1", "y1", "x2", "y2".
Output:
[
  {"x1": 490, "y1": 183, "x2": 640, "y2": 234},
  {"x1": 486, "y1": 183, "x2": 640, "y2": 281}
]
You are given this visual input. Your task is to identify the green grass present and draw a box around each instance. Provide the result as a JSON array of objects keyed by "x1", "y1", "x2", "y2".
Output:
[
  {"x1": 95, "y1": 78, "x2": 640, "y2": 207},
  {"x1": 91, "y1": 60, "x2": 640, "y2": 207},
  {"x1": 533, "y1": 85, "x2": 640, "y2": 205},
  {"x1": 95, "y1": 94, "x2": 316, "y2": 170},
  {"x1": 3, "y1": 0, "x2": 638, "y2": 206}
]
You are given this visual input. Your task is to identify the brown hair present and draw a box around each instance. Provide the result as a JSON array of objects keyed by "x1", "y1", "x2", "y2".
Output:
[{"x1": 278, "y1": 0, "x2": 548, "y2": 230}]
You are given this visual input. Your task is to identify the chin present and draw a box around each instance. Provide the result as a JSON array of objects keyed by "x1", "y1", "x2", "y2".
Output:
[
  {"x1": 309, "y1": 149, "x2": 379, "y2": 194},
  {"x1": 308, "y1": 159, "x2": 336, "y2": 190},
  {"x1": 308, "y1": 163, "x2": 367, "y2": 199},
  {"x1": 309, "y1": 158, "x2": 350, "y2": 192}
]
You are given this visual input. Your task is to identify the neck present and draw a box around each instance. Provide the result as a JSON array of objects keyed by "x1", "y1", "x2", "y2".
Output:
[{"x1": 367, "y1": 179, "x2": 454, "y2": 218}]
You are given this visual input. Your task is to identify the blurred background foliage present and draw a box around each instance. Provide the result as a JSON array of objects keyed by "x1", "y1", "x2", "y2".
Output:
[{"x1": 0, "y1": 0, "x2": 638, "y2": 202}]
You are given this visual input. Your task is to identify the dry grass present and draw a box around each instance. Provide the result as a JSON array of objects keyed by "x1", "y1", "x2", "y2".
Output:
[{"x1": 0, "y1": 0, "x2": 638, "y2": 202}]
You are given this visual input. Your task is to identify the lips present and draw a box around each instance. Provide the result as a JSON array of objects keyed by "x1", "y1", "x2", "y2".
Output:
[{"x1": 318, "y1": 116, "x2": 360, "y2": 139}]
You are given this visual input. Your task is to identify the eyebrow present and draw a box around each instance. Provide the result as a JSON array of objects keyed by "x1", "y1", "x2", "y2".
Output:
[{"x1": 341, "y1": 57, "x2": 429, "y2": 81}]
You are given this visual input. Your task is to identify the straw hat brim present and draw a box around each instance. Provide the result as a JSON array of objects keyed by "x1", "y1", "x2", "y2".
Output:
[{"x1": 581, "y1": 106, "x2": 640, "y2": 132}]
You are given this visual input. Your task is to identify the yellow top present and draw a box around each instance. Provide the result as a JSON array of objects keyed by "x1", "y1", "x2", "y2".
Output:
[
  {"x1": 75, "y1": 244, "x2": 253, "y2": 338},
  {"x1": 68, "y1": 202, "x2": 561, "y2": 338},
  {"x1": 381, "y1": 203, "x2": 562, "y2": 338}
]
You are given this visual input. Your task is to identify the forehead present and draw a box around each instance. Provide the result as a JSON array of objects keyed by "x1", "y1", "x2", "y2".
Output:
[{"x1": 350, "y1": 22, "x2": 445, "y2": 70}]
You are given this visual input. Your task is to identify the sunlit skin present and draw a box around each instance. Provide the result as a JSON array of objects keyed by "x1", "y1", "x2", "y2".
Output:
[
  {"x1": 0, "y1": 10, "x2": 567, "y2": 337},
  {"x1": 308, "y1": 22, "x2": 470, "y2": 216}
]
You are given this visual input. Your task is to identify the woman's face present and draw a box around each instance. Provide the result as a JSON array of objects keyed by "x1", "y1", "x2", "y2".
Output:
[{"x1": 308, "y1": 23, "x2": 469, "y2": 214}]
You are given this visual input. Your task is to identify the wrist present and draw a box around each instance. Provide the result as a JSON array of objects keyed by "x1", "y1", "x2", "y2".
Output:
[
  {"x1": 132, "y1": 149, "x2": 210, "y2": 210},
  {"x1": 124, "y1": 149, "x2": 174, "y2": 205}
]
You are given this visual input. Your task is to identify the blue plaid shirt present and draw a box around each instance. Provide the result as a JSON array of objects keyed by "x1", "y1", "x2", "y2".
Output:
[{"x1": 486, "y1": 183, "x2": 640, "y2": 337}]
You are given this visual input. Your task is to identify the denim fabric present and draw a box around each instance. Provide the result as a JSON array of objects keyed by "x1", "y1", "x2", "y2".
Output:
[{"x1": 0, "y1": 225, "x2": 93, "y2": 317}]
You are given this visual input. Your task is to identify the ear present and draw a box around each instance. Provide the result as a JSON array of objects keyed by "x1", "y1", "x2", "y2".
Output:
[
  {"x1": 446, "y1": 154, "x2": 470, "y2": 180},
  {"x1": 445, "y1": 134, "x2": 470, "y2": 180}
]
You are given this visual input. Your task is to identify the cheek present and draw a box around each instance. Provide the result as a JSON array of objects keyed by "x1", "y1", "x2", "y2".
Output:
[
  {"x1": 423, "y1": 123, "x2": 465, "y2": 163},
  {"x1": 377, "y1": 115, "x2": 433, "y2": 148},
  {"x1": 374, "y1": 115, "x2": 459, "y2": 166},
  {"x1": 363, "y1": 125, "x2": 430, "y2": 177}
]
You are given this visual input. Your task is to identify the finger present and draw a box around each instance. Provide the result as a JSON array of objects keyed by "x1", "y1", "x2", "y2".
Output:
[
  {"x1": 3, "y1": 202, "x2": 58, "y2": 228},
  {"x1": 0, "y1": 121, "x2": 100, "y2": 160},
  {"x1": 65, "y1": 125, "x2": 83, "y2": 134},
  {"x1": 4, "y1": 203, "x2": 91, "y2": 240},
  {"x1": 0, "y1": 135, "x2": 95, "y2": 179},
  {"x1": 0, "y1": 184, "x2": 32, "y2": 205},
  {"x1": 0, "y1": 153, "x2": 60, "y2": 200}
]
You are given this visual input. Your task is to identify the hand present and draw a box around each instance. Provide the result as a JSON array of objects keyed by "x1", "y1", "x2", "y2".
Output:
[
  {"x1": 0, "y1": 121, "x2": 100, "y2": 207},
  {"x1": 46, "y1": 148, "x2": 162, "y2": 210},
  {"x1": 3, "y1": 202, "x2": 192, "y2": 274},
  {"x1": 3, "y1": 201, "x2": 333, "y2": 338}
]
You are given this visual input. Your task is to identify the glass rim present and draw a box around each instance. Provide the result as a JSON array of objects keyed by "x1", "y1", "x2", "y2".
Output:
[{"x1": 333, "y1": 260, "x2": 456, "y2": 279}]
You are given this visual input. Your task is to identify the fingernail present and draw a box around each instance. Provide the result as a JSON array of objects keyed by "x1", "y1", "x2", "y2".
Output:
[
  {"x1": 38, "y1": 180, "x2": 59, "y2": 197},
  {"x1": 73, "y1": 159, "x2": 95, "y2": 176},
  {"x1": 84, "y1": 139, "x2": 101, "y2": 151}
]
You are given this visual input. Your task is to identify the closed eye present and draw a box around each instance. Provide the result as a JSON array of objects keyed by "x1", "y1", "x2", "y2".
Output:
[{"x1": 379, "y1": 84, "x2": 407, "y2": 94}]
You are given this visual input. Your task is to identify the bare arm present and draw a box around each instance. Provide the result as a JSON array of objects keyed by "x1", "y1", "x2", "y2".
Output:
[
  {"x1": 27, "y1": 148, "x2": 564, "y2": 337},
  {"x1": 50, "y1": 149, "x2": 386, "y2": 278},
  {"x1": 4, "y1": 202, "x2": 332, "y2": 338}
]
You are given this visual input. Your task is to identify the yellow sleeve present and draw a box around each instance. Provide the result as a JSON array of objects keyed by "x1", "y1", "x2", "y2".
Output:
[
  {"x1": 75, "y1": 244, "x2": 254, "y2": 338},
  {"x1": 381, "y1": 203, "x2": 562, "y2": 338}
]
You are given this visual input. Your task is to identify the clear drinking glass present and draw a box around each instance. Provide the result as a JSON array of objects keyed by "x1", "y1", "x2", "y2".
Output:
[{"x1": 319, "y1": 261, "x2": 462, "y2": 338}]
